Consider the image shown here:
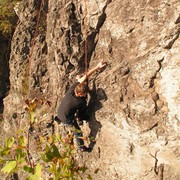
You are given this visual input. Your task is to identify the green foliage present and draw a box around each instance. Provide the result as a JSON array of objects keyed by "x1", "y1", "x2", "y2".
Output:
[
  {"x1": 0, "y1": 134, "x2": 88, "y2": 179},
  {"x1": 0, "y1": 136, "x2": 26, "y2": 175},
  {"x1": 25, "y1": 98, "x2": 38, "y2": 123},
  {"x1": 6, "y1": 137, "x2": 15, "y2": 148},
  {"x1": 0, "y1": 0, "x2": 21, "y2": 39},
  {"x1": 18, "y1": 135, "x2": 27, "y2": 147},
  {"x1": 1, "y1": 160, "x2": 17, "y2": 174},
  {"x1": 27, "y1": 163, "x2": 42, "y2": 180},
  {"x1": 0, "y1": 137, "x2": 14, "y2": 157},
  {"x1": 0, "y1": 98, "x2": 90, "y2": 179},
  {"x1": 40, "y1": 134, "x2": 88, "y2": 179}
]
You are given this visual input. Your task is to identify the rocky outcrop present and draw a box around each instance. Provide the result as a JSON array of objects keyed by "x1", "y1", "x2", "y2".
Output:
[{"x1": 2, "y1": 0, "x2": 180, "y2": 179}]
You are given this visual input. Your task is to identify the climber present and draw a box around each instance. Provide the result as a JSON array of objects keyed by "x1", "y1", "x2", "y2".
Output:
[{"x1": 55, "y1": 61, "x2": 107, "y2": 152}]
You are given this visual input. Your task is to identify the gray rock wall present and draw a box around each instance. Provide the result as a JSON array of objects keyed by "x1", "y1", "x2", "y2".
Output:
[{"x1": 2, "y1": 0, "x2": 180, "y2": 179}]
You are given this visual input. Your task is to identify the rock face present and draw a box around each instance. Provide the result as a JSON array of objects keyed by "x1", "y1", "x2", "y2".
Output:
[{"x1": 2, "y1": 0, "x2": 180, "y2": 179}]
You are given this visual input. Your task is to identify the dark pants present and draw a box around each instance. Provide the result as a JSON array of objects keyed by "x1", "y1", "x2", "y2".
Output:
[{"x1": 65, "y1": 119, "x2": 84, "y2": 148}]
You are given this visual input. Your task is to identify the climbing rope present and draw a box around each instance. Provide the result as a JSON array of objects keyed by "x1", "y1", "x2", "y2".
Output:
[
  {"x1": 25, "y1": 0, "x2": 44, "y2": 168},
  {"x1": 83, "y1": 0, "x2": 88, "y2": 75},
  {"x1": 26, "y1": 0, "x2": 44, "y2": 96}
]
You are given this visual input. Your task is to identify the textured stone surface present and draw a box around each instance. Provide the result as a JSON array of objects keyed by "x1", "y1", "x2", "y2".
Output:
[{"x1": 1, "y1": 0, "x2": 180, "y2": 179}]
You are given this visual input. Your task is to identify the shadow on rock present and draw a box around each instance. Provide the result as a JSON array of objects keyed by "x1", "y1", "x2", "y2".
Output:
[
  {"x1": 87, "y1": 77, "x2": 107, "y2": 150},
  {"x1": 0, "y1": 97, "x2": 4, "y2": 115}
]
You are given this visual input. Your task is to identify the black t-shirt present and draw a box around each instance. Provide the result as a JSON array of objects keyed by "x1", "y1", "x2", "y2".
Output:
[{"x1": 57, "y1": 82, "x2": 87, "y2": 124}]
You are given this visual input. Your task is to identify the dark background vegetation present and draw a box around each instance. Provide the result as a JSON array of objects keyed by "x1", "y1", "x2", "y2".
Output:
[{"x1": 0, "y1": 0, "x2": 20, "y2": 114}]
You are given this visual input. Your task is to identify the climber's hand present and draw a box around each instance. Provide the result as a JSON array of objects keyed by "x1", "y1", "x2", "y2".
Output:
[{"x1": 97, "y1": 61, "x2": 107, "y2": 69}]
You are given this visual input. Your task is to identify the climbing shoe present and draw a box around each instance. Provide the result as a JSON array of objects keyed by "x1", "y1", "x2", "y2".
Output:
[
  {"x1": 77, "y1": 114, "x2": 90, "y2": 123},
  {"x1": 46, "y1": 116, "x2": 61, "y2": 128},
  {"x1": 79, "y1": 146, "x2": 92, "y2": 152},
  {"x1": 54, "y1": 116, "x2": 61, "y2": 124},
  {"x1": 46, "y1": 121, "x2": 54, "y2": 128}
]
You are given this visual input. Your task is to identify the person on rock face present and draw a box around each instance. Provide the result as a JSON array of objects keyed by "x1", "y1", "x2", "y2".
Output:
[{"x1": 56, "y1": 61, "x2": 106, "y2": 152}]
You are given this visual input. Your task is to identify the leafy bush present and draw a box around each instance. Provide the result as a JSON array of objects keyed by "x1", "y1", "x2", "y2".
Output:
[
  {"x1": 0, "y1": 98, "x2": 90, "y2": 179},
  {"x1": 0, "y1": 133, "x2": 88, "y2": 179}
]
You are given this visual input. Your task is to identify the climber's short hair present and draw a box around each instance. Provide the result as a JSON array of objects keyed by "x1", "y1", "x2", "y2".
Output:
[{"x1": 75, "y1": 81, "x2": 89, "y2": 95}]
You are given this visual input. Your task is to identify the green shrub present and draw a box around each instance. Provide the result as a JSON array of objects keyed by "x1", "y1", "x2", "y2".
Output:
[{"x1": 0, "y1": 98, "x2": 90, "y2": 179}]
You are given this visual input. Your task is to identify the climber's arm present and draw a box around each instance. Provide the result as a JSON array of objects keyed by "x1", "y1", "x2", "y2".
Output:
[{"x1": 77, "y1": 62, "x2": 107, "y2": 83}]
